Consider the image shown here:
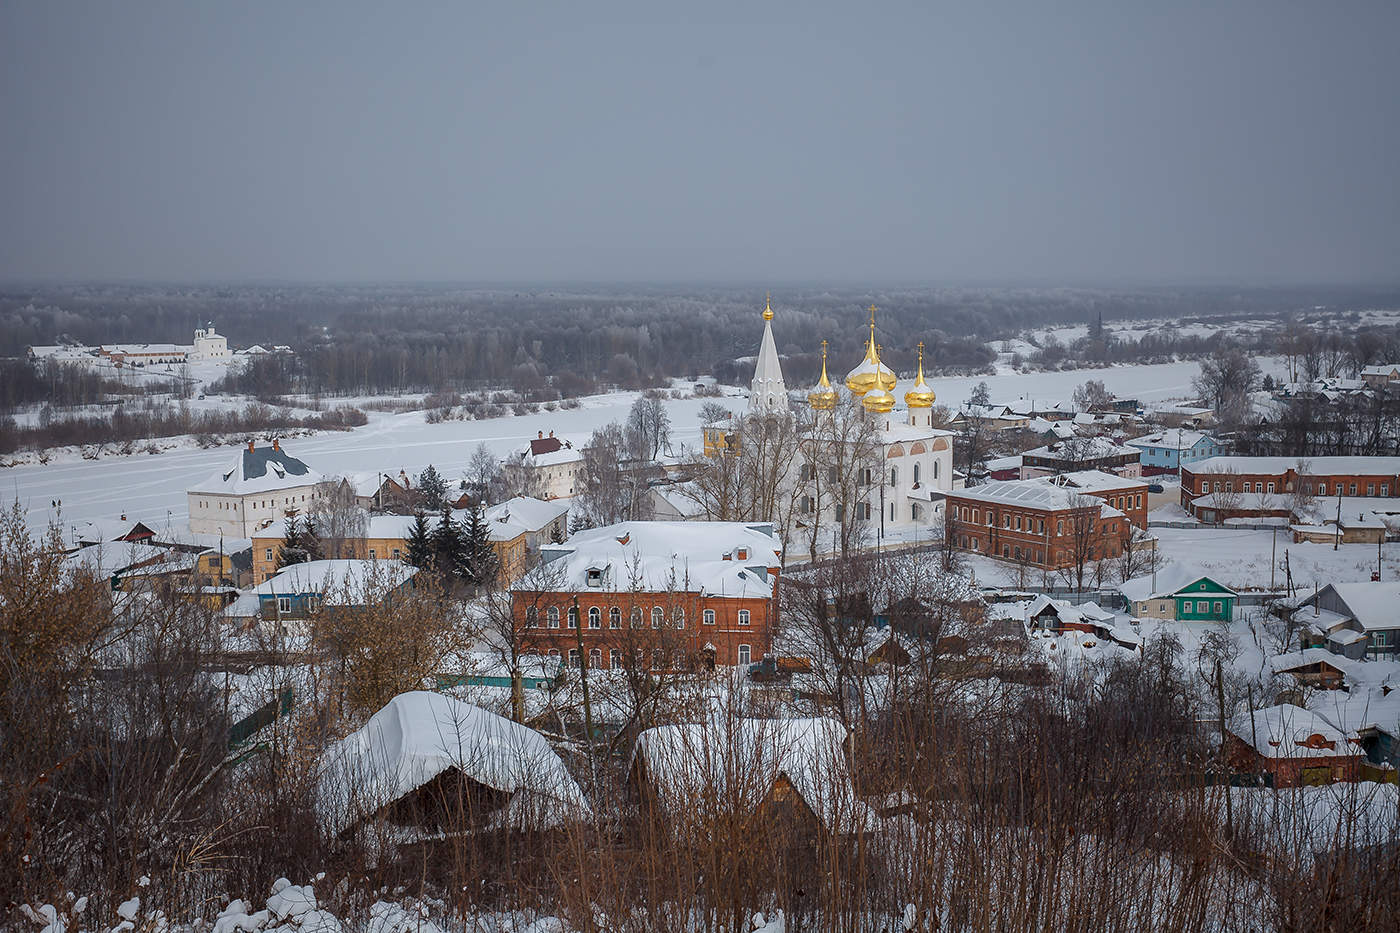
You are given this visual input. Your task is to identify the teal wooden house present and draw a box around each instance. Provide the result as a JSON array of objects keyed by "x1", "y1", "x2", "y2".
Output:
[{"x1": 1120, "y1": 566, "x2": 1238, "y2": 622}]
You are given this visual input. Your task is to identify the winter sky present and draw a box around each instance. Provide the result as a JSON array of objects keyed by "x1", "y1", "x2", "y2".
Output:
[{"x1": 0, "y1": 1, "x2": 1396, "y2": 285}]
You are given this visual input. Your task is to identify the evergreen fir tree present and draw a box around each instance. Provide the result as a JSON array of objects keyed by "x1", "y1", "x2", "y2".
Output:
[
  {"x1": 418, "y1": 464, "x2": 448, "y2": 510},
  {"x1": 301, "y1": 514, "x2": 324, "y2": 562},
  {"x1": 430, "y1": 506, "x2": 466, "y2": 583},
  {"x1": 276, "y1": 513, "x2": 307, "y2": 568},
  {"x1": 405, "y1": 510, "x2": 433, "y2": 568},
  {"x1": 463, "y1": 501, "x2": 499, "y2": 587}
]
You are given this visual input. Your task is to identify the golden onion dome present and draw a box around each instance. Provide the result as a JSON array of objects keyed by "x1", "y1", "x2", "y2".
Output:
[
  {"x1": 862, "y1": 385, "x2": 895, "y2": 413},
  {"x1": 844, "y1": 305, "x2": 897, "y2": 394},
  {"x1": 808, "y1": 340, "x2": 838, "y2": 410},
  {"x1": 904, "y1": 341, "x2": 936, "y2": 408},
  {"x1": 762, "y1": 293, "x2": 774, "y2": 322}
]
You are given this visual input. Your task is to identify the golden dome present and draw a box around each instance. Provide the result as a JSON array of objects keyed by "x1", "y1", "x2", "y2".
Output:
[
  {"x1": 844, "y1": 304, "x2": 897, "y2": 395},
  {"x1": 762, "y1": 293, "x2": 774, "y2": 322},
  {"x1": 862, "y1": 385, "x2": 895, "y2": 413},
  {"x1": 904, "y1": 341, "x2": 936, "y2": 408},
  {"x1": 808, "y1": 340, "x2": 838, "y2": 410}
]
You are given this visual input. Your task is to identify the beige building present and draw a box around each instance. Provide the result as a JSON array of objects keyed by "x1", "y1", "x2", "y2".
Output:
[{"x1": 503, "y1": 432, "x2": 585, "y2": 500}]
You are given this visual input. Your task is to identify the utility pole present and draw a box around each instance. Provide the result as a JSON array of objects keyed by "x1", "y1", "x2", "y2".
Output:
[
  {"x1": 1333, "y1": 490, "x2": 1342, "y2": 550},
  {"x1": 1270, "y1": 527, "x2": 1277, "y2": 591},
  {"x1": 572, "y1": 595, "x2": 595, "y2": 770}
]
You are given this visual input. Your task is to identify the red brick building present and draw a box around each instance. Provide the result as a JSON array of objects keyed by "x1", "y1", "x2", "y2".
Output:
[
  {"x1": 1181, "y1": 456, "x2": 1400, "y2": 522},
  {"x1": 944, "y1": 470, "x2": 1148, "y2": 570},
  {"x1": 1226, "y1": 704, "x2": 1364, "y2": 787},
  {"x1": 511, "y1": 521, "x2": 781, "y2": 670}
]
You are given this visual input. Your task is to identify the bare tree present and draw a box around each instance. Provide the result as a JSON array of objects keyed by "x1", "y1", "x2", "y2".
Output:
[
  {"x1": 579, "y1": 422, "x2": 654, "y2": 526},
  {"x1": 1072, "y1": 379, "x2": 1112, "y2": 412},
  {"x1": 1193, "y1": 346, "x2": 1262, "y2": 428},
  {"x1": 798, "y1": 396, "x2": 882, "y2": 561},
  {"x1": 1057, "y1": 492, "x2": 1103, "y2": 594},
  {"x1": 626, "y1": 392, "x2": 672, "y2": 462},
  {"x1": 465, "y1": 441, "x2": 502, "y2": 503},
  {"x1": 311, "y1": 478, "x2": 367, "y2": 559}
]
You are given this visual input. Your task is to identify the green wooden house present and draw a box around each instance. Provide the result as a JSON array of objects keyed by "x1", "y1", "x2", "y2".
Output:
[{"x1": 1120, "y1": 566, "x2": 1238, "y2": 622}]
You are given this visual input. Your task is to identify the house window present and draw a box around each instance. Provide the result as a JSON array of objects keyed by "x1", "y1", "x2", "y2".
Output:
[
  {"x1": 567, "y1": 607, "x2": 578, "y2": 629},
  {"x1": 703, "y1": 608, "x2": 716, "y2": 625},
  {"x1": 547, "y1": 606, "x2": 560, "y2": 628},
  {"x1": 1367, "y1": 484, "x2": 1375, "y2": 495},
  {"x1": 890, "y1": 503, "x2": 896, "y2": 521},
  {"x1": 986, "y1": 512, "x2": 994, "y2": 526},
  {"x1": 651, "y1": 606, "x2": 664, "y2": 628},
  {"x1": 738, "y1": 609, "x2": 751, "y2": 626},
  {"x1": 589, "y1": 648, "x2": 602, "y2": 669},
  {"x1": 1374, "y1": 631, "x2": 1392, "y2": 648},
  {"x1": 277, "y1": 596, "x2": 291, "y2": 614},
  {"x1": 265, "y1": 548, "x2": 273, "y2": 562},
  {"x1": 392, "y1": 548, "x2": 401, "y2": 559},
  {"x1": 588, "y1": 607, "x2": 601, "y2": 629},
  {"x1": 609, "y1": 649, "x2": 622, "y2": 669},
  {"x1": 673, "y1": 607, "x2": 685, "y2": 628},
  {"x1": 652, "y1": 649, "x2": 664, "y2": 669},
  {"x1": 367, "y1": 548, "x2": 376, "y2": 560},
  {"x1": 1318, "y1": 483, "x2": 1327, "y2": 495},
  {"x1": 526, "y1": 607, "x2": 539, "y2": 628},
  {"x1": 933, "y1": 460, "x2": 940, "y2": 479},
  {"x1": 1197, "y1": 601, "x2": 1207, "y2": 613},
  {"x1": 1383, "y1": 485, "x2": 1390, "y2": 496},
  {"x1": 738, "y1": 644, "x2": 752, "y2": 666},
  {"x1": 586, "y1": 569, "x2": 602, "y2": 587},
  {"x1": 1057, "y1": 520, "x2": 1064, "y2": 535},
  {"x1": 914, "y1": 463, "x2": 921, "y2": 484},
  {"x1": 569, "y1": 648, "x2": 580, "y2": 668},
  {"x1": 610, "y1": 607, "x2": 621, "y2": 629},
  {"x1": 802, "y1": 496, "x2": 815, "y2": 514},
  {"x1": 630, "y1": 607, "x2": 643, "y2": 628},
  {"x1": 1350, "y1": 484, "x2": 1357, "y2": 495},
  {"x1": 890, "y1": 467, "x2": 898, "y2": 487},
  {"x1": 1213, "y1": 601, "x2": 1222, "y2": 614},
  {"x1": 1014, "y1": 515, "x2": 1022, "y2": 530}
]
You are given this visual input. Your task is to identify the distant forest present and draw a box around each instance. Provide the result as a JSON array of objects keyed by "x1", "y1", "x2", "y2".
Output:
[{"x1": 4, "y1": 283, "x2": 1399, "y2": 398}]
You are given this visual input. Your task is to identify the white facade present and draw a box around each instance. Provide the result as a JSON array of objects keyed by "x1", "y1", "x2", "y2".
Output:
[
  {"x1": 187, "y1": 441, "x2": 324, "y2": 537},
  {"x1": 191, "y1": 324, "x2": 230, "y2": 360},
  {"x1": 504, "y1": 434, "x2": 586, "y2": 501}
]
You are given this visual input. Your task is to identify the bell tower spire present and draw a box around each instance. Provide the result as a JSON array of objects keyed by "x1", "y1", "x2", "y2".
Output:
[{"x1": 749, "y1": 294, "x2": 789, "y2": 413}]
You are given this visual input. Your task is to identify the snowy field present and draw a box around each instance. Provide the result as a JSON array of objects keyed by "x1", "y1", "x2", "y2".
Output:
[{"x1": 6, "y1": 356, "x2": 1282, "y2": 537}]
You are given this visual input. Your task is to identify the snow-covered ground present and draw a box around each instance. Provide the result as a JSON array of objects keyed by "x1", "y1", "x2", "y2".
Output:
[{"x1": 6, "y1": 357, "x2": 1254, "y2": 536}]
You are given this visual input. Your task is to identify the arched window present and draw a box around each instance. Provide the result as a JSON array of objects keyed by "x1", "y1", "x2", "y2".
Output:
[
  {"x1": 609, "y1": 650, "x2": 622, "y2": 669},
  {"x1": 913, "y1": 463, "x2": 921, "y2": 484},
  {"x1": 630, "y1": 607, "x2": 643, "y2": 628},
  {"x1": 567, "y1": 606, "x2": 578, "y2": 629},
  {"x1": 673, "y1": 607, "x2": 685, "y2": 628},
  {"x1": 933, "y1": 460, "x2": 940, "y2": 479},
  {"x1": 547, "y1": 606, "x2": 560, "y2": 628},
  {"x1": 588, "y1": 607, "x2": 601, "y2": 629},
  {"x1": 738, "y1": 609, "x2": 751, "y2": 626},
  {"x1": 526, "y1": 607, "x2": 539, "y2": 628},
  {"x1": 651, "y1": 648, "x2": 665, "y2": 669},
  {"x1": 738, "y1": 644, "x2": 752, "y2": 666},
  {"x1": 651, "y1": 607, "x2": 664, "y2": 628},
  {"x1": 589, "y1": 648, "x2": 602, "y2": 669},
  {"x1": 890, "y1": 466, "x2": 898, "y2": 487},
  {"x1": 568, "y1": 648, "x2": 580, "y2": 668},
  {"x1": 609, "y1": 607, "x2": 621, "y2": 629},
  {"x1": 703, "y1": 608, "x2": 716, "y2": 624}
]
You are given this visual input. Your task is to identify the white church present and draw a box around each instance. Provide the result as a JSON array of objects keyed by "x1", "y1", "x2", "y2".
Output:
[{"x1": 711, "y1": 297, "x2": 957, "y2": 541}]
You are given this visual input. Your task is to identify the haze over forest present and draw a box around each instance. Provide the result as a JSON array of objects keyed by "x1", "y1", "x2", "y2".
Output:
[{"x1": 2, "y1": 1, "x2": 1398, "y2": 286}]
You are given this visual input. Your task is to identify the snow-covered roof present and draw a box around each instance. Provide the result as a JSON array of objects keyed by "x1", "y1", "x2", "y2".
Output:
[
  {"x1": 485, "y1": 496, "x2": 568, "y2": 534},
  {"x1": 949, "y1": 475, "x2": 1125, "y2": 512},
  {"x1": 985, "y1": 455, "x2": 1022, "y2": 472},
  {"x1": 1187, "y1": 492, "x2": 1288, "y2": 510},
  {"x1": 1360, "y1": 364, "x2": 1400, "y2": 377},
  {"x1": 252, "y1": 559, "x2": 417, "y2": 601},
  {"x1": 64, "y1": 540, "x2": 187, "y2": 576},
  {"x1": 1119, "y1": 564, "x2": 1236, "y2": 602},
  {"x1": 1311, "y1": 583, "x2": 1400, "y2": 632},
  {"x1": 1310, "y1": 686, "x2": 1400, "y2": 737},
  {"x1": 633, "y1": 715, "x2": 873, "y2": 833},
  {"x1": 1185, "y1": 455, "x2": 1400, "y2": 476},
  {"x1": 1048, "y1": 469, "x2": 1147, "y2": 494},
  {"x1": 1024, "y1": 437, "x2": 1137, "y2": 462},
  {"x1": 649, "y1": 482, "x2": 708, "y2": 519},
  {"x1": 1024, "y1": 594, "x2": 1115, "y2": 627},
  {"x1": 189, "y1": 444, "x2": 322, "y2": 495},
  {"x1": 1124, "y1": 430, "x2": 1216, "y2": 451},
  {"x1": 528, "y1": 521, "x2": 781, "y2": 598},
  {"x1": 1229, "y1": 705, "x2": 1358, "y2": 760},
  {"x1": 318, "y1": 691, "x2": 590, "y2": 835},
  {"x1": 876, "y1": 421, "x2": 956, "y2": 445}
]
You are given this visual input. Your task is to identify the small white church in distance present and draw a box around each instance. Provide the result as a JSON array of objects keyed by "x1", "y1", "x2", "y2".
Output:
[{"x1": 713, "y1": 296, "x2": 957, "y2": 540}]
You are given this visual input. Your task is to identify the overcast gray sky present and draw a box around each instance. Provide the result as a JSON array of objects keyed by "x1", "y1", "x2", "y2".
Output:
[{"x1": 1, "y1": 1, "x2": 1396, "y2": 284}]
